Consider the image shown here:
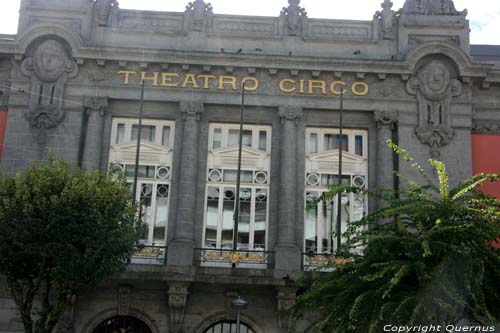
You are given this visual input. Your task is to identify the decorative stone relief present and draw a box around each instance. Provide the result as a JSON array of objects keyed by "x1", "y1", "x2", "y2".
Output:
[
  {"x1": 180, "y1": 101, "x2": 204, "y2": 120},
  {"x1": 401, "y1": 0, "x2": 466, "y2": 16},
  {"x1": 21, "y1": 39, "x2": 78, "y2": 142},
  {"x1": 276, "y1": 287, "x2": 297, "y2": 330},
  {"x1": 374, "y1": 110, "x2": 398, "y2": 128},
  {"x1": 83, "y1": 96, "x2": 109, "y2": 116},
  {"x1": 278, "y1": 106, "x2": 303, "y2": 124},
  {"x1": 279, "y1": 0, "x2": 308, "y2": 37},
  {"x1": 184, "y1": 0, "x2": 213, "y2": 33},
  {"x1": 374, "y1": 0, "x2": 397, "y2": 40},
  {"x1": 117, "y1": 285, "x2": 132, "y2": 316},
  {"x1": 168, "y1": 282, "x2": 190, "y2": 333},
  {"x1": 407, "y1": 60, "x2": 462, "y2": 157},
  {"x1": 93, "y1": 0, "x2": 119, "y2": 26},
  {"x1": 472, "y1": 120, "x2": 500, "y2": 134}
]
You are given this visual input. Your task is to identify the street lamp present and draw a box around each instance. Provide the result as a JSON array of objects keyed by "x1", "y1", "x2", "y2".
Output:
[{"x1": 231, "y1": 295, "x2": 248, "y2": 333}]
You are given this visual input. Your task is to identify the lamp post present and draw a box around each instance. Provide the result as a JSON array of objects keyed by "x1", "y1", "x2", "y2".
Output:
[
  {"x1": 231, "y1": 295, "x2": 248, "y2": 333},
  {"x1": 336, "y1": 89, "x2": 345, "y2": 252},
  {"x1": 232, "y1": 83, "x2": 246, "y2": 267}
]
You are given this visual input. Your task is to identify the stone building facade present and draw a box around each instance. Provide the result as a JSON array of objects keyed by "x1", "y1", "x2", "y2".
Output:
[{"x1": 0, "y1": 0, "x2": 499, "y2": 332}]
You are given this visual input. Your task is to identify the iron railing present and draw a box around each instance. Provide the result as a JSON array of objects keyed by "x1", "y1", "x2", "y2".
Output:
[
  {"x1": 129, "y1": 244, "x2": 167, "y2": 265},
  {"x1": 195, "y1": 247, "x2": 274, "y2": 269},
  {"x1": 303, "y1": 251, "x2": 352, "y2": 270}
]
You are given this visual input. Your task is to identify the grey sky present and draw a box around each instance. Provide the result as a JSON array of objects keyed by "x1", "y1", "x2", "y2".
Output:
[{"x1": 0, "y1": 0, "x2": 499, "y2": 44}]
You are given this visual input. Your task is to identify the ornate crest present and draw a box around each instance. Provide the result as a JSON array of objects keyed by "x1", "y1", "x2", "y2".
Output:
[
  {"x1": 407, "y1": 60, "x2": 462, "y2": 157},
  {"x1": 184, "y1": 0, "x2": 213, "y2": 32},
  {"x1": 374, "y1": 0, "x2": 396, "y2": 40},
  {"x1": 280, "y1": 0, "x2": 308, "y2": 36},
  {"x1": 402, "y1": 0, "x2": 466, "y2": 16},
  {"x1": 168, "y1": 283, "x2": 189, "y2": 333},
  {"x1": 21, "y1": 40, "x2": 78, "y2": 142},
  {"x1": 93, "y1": 0, "x2": 119, "y2": 26}
]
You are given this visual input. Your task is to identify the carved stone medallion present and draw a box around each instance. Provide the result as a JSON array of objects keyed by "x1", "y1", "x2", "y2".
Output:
[
  {"x1": 407, "y1": 60, "x2": 461, "y2": 157},
  {"x1": 21, "y1": 39, "x2": 78, "y2": 142}
]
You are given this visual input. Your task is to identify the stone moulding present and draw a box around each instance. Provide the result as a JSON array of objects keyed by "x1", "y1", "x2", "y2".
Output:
[
  {"x1": 20, "y1": 39, "x2": 78, "y2": 142},
  {"x1": 407, "y1": 59, "x2": 462, "y2": 157}
]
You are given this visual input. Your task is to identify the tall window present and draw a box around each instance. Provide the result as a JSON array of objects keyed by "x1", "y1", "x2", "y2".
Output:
[
  {"x1": 203, "y1": 124, "x2": 271, "y2": 251},
  {"x1": 304, "y1": 128, "x2": 368, "y2": 256},
  {"x1": 109, "y1": 118, "x2": 175, "y2": 247}
]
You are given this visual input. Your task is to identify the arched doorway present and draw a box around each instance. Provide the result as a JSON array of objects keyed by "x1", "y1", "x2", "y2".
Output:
[
  {"x1": 93, "y1": 315, "x2": 152, "y2": 333},
  {"x1": 203, "y1": 320, "x2": 255, "y2": 333}
]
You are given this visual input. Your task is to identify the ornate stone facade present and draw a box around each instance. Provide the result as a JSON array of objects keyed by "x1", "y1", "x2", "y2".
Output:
[
  {"x1": 0, "y1": 0, "x2": 499, "y2": 332},
  {"x1": 20, "y1": 39, "x2": 78, "y2": 141},
  {"x1": 407, "y1": 60, "x2": 462, "y2": 157}
]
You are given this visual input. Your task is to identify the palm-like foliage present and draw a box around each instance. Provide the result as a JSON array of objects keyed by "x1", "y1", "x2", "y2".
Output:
[{"x1": 295, "y1": 141, "x2": 500, "y2": 332}]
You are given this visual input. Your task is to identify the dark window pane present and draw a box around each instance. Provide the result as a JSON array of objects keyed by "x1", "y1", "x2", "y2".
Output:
[
  {"x1": 162, "y1": 126, "x2": 171, "y2": 146},
  {"x1": 355, "y1": 135, "x2": 363, "y2": 156},
  {"x1": 132, "y1": 124, "x2": 156, "y2": 142}
]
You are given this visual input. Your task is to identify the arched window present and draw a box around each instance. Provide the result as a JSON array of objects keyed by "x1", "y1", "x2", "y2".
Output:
[
  {"x1": 93, "y1": 315, "x2": 152, "y2": 333},
  {"x1": 203, "y1": 320, "x2": 255, "y2": 333}
]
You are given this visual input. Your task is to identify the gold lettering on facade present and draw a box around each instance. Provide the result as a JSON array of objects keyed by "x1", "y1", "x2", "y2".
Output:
[
  {"x1": 279, "y1": 79, "x2": 296, "y2": 93},
  {"x1": 140, "y1": 71, "x2": 159, "y2": 86},
  {"x1": 351, "y1": 82, "x2": 369, "y2": 96},
  {"x1": 330, "y1": 81, "x2": 347, "y2": 95},
  {"x1": 308, "y1": 80, "x2": 327, "y2": 95},
  {"x1": 242, "y1": 77, "x2": 259, "y2": 91},
  {"x1": 181, "y1": 73, "x2": 200, "y2": 88},
  {"x1": 117, "y1": 70, "x2": 370, "y2": 97},
  {"x1": 161, "y1": 73, "x2": 180, "y2": 87},
  {"x1": 218, "y1": 76, "x2": 238, "y2": 90},
  {"x1": 118, "y1": 70, "x2": 137, "y2": 85},
  {"x1": 298, "y1": 80, "x2": 305, "y2": 94},
  {"x1": 198, "y1": 74, "x2": 217, "y2": 89}
]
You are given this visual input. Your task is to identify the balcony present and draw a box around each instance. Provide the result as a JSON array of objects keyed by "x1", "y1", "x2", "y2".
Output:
[
  {"x1": 129, "y1": 244, "x2": 167, "y2": 265},
  {"x1": 195, "y1": 248, "x2": 274, "y2": 269},
  {"x1": 303, "y1": 251, "x2": 352, "y2": 271}
]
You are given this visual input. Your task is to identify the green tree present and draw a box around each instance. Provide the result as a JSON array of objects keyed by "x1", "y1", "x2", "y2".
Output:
[
  {"x1": 295, "y1": 142, "x2": 500, "y2": 332},
  {"x1": 0, "y1": 156, "x2": 141, "y2": 333}
]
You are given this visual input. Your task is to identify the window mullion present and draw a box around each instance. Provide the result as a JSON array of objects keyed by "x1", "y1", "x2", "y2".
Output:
[
  {"x1": 148, "y1": 182, "x2": 158, "y2": 244},
  {"x1": 216, "y1": 186, "x2": 223, "y2": 248},
  {"x1": 249, "y1": 187, "x2": 256, "y2": 250}
]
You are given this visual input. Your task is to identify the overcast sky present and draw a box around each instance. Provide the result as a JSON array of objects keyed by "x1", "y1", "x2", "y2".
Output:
[{"x1": 0, "y1": 0, "x2": 498, "y2": 44}]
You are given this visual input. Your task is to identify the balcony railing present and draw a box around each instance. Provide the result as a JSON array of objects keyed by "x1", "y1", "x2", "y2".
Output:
[
  {"x1": 303, "y1": 251, "x2": 352, "y2": 271},
  {"x1": 195, "y1": 248, "x2": 274, "y2": 269},
  {"x1": 129, "y1": 245, "x2": 167, "y2": 265}
]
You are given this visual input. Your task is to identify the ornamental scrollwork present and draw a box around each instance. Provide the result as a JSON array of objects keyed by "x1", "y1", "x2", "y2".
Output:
[
  {"x1": 184, "y1": 0, "x2": 213, "y2": 32},
  {"x1": 168, "y1": 282, "x2": 190, "y2": 333},
  {"x1": 278, "y1": 106, "x2": 303, "y2": 124},
  {"x1": 93, "y1": 0, "x2": 119, "y2": 26},
  {"x1": 401, "y1": 0, "x2": 466, "y2": 16},
  {"x1": 180, "y1": 101, "x2": 204, "y2": 120},
  {"x1": 279, "y1": 0, "x2": 308, "y2": 37},
  {"x1": 407, "y1": 60, "x2": 462, "y2": 157},
  {"x1": 374, "y1": 0, "x2": 397, "y2": 40},
  {"x1": 21, "y1": 40, "x2": 78, "y2": 142},
  {"x1": 374, "y1": 110, "x2": 398, "y2": 128}
]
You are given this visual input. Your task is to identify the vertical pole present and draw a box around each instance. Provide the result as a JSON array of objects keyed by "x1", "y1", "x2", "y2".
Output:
[
  {"x1": 132, "y1": 80, "x2": 145, "y2": 204},
  {"x1": 235, "y1": 309, "x2": 241, "y2": 333},
  {"x1": 336, "y1": 89, "x2": 344, "y2": 252},
  {"x1": 232, "y1": 83, "x2": 245, "y2": 266}
]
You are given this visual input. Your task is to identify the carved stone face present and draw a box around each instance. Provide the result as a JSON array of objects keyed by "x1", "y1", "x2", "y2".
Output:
[
  {"x1": 418, "y1": 61, "x2": 451, "y2": 97},
  {"x1": 33, "y1": 40, "x2": 67, "y2": 82}
]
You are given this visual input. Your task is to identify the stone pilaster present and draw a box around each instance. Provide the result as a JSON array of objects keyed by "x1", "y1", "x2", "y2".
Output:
[
  {"x1": 274, "y1": 106, "x2": 302, "y2": 273},
  {"x1": 82, "y1": 96, "x2": 108, "y2": 171},
  {"x1": 168, "y1": 282, "x2": 190, "y2": 333},
  {"x1": 167, "y1": 101, "x2": 204, "y2": 266},
  {"x1": 276, "y1": 286, "x2": 297, "y2": 330},
  {"x1": 374, "y1": 110, "x2": 398, "y2": 196}
]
